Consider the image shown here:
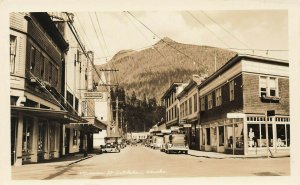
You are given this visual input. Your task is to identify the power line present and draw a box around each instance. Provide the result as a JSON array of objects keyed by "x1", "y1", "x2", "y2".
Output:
[
  {"x1": 94, "y1": 12, "x2": 119, "y2": 86},
  {"x1": 200, "y1": 11, "x2": 251, "y2": 50},
  {"x1": 126, "y1": 11, "x2": 208, "y2": 71},
  {"x1": 186, "y1": 11, "x2": 230, "y2": 48}
]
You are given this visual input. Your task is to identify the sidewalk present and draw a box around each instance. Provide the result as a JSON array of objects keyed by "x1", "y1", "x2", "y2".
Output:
[{"x1": 187, "y1": 149, "x2": 290, "y2": 159}]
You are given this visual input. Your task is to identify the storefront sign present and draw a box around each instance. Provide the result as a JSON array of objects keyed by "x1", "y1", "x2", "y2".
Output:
[
  {"x1": 84, "y1": 92, "x2": 103, "y2": 99},
  {"x1": 183, "y1": 124, "x2": 192, "y2": 128},
  {"x1": 227, "y1": 113, "x2": 245, "y2": 118}
]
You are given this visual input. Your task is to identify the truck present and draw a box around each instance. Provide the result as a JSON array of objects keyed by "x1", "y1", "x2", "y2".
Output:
[
  {"x1": 99, "y1": 137, "x2": 120, "y2": 153},
  {"x1": 165, "y1": 134, "x2": 188, "y2": 154}
]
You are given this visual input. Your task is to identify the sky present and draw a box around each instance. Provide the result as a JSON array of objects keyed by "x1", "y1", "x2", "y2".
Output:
[{"x1": 72, "y1": 10, "x2": 288, "y2": 65}]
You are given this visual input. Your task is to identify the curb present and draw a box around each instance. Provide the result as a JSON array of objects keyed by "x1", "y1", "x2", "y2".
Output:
[{"x1": 67, "y1": 155, "x2": 94, "y2": 166}]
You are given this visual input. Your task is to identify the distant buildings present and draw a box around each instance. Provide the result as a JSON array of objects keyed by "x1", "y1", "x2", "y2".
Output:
[{"x1": 161, "y1": 54, "x2": 290, "y2": 156}]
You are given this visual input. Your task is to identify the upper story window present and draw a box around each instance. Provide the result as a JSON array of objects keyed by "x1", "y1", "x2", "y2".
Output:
[
  {"x1": 229, "y1": 80, "x2": 234, "y2": 101},
  {"x1": 10, "y1": 35, "x2": 17, "y2": 74},
  {"x1": 200, "y1": 96, "x2": 205, "y2": 111},
  {"x1": 189, "y1": 97, "x2": 192, "y2": 115},
  {"x1": 40, "y1": 54, "x2": 45, "y2": 79},
  {"x1": 30, "y1": 46, "x2": 36, "y2": 72},
  {"x1": 208, "y1": 93, "x2": 213, "y2": 110},
  {"x1": 193, "y1": 94, "x2": 197, "y2": 113},
  {"x1": 259, "y1": 76, "x2": 279, "y2": 97},
  {"x1": 215, "y1": 87, "x2": 222, "y2": 106}
]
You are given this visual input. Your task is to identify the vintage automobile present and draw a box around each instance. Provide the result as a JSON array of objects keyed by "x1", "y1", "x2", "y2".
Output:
[
  {"x1": 165, "y1": 134, "x2": 188, "y2": 154},
  {"x1": 100, "y1": 137, "x2": 121, "y2": 153}
]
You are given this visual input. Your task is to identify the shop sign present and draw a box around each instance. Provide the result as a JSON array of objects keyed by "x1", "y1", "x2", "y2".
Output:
[
  {"x1": 84, "y1": 92, "x2": 103, "y2": 99},
  {"x1": 227, "y1": 113, "x2": 245, "y2": 119},
  {"x1": 183, "y1": 124, "x2": 192, "y2": 128}
]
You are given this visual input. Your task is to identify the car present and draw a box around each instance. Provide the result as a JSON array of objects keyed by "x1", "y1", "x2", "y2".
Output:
[{"x1": 100, "y1": 143, "x2": 120, "y2": 153}]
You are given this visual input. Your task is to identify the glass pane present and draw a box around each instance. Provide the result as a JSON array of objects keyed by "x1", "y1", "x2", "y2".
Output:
[
  {"x1": 235, "y1": 124, "x2": 244, "y2": 148},
  {"x1": 226, "y1": 125, "x2": 233, "y2": 148},
  {"x1": 219, "y1": 126, "x2": 224, "y2": 146},
  {"x1": 276, "y1": 124, "x2": 286, "y2": 147},
  {"x1": 269, "y1": 77, "x2": 276, "y2": 88},
  {"x1": 206, "y1": 128, "x2": 210, "y2": 145},
  {"x1": 248, "y1": 124, "x2": 259, "y2": 147},
  {"x1": 287, "y1": 124, "x2": 290, "y2": 147},
  {"x1": 260, "y1": 76, "x2": 267, "y2": 87}
]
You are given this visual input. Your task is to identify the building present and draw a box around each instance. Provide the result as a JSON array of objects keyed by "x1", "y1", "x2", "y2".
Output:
[
  {"x1": 10, "y1": 12, "x2": 86, "y2": 165},
  {"x1": 161, "y1": 82, "x2": 188, "y2": 129},
  {"x1": 198, "y1": 54, "x2": 289, "y2": 156},
  {"x1": 177, "y1": 75, "x2": 204, "y2": 150}
]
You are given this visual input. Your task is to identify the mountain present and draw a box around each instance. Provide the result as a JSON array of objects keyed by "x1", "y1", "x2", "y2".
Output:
[{"x1": 94, "y1": 37, "x2": 237, "y2": 102}]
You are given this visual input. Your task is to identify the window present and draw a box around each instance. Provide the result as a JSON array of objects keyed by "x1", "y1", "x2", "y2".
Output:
[
  {"x1": 189, "y1": 97, "x2": 192, "y2": 115},
  {"x1": 219, "y1": 126, "x2": 224, "y2": 146},
  {"x1": 229, "y1": 80, "x2": 234, "y2": 101},
  {"x1": 30, "y1": 46, "x2": 36, "y2": 72},
  {"x1": 73, "y1": 129, "x2": 78, "y2": 145},
  {"x1": 259, "y1": 76, "x2": 278, "y2": 97},
  {"x1": 200, "y1": 97, "x2": 205, "y2": 111},
  {"x1": 10, "y1": 35, "x2": 17, "y2": 73},
  {"x1": 40, "y1": 55, "x2": 45, "y2": 79},
  {"x1": 215, "y1": 87, "x2": 222, "y2": 106},
  {"x1": 208, "y1": 93, "x2": 213, "y2": 110},
  {"x1": 75, "y1": 97, "x2": 79, "y2": 112},
  {"x1": 193, "y1": 94, "x2": 197, "y2": 113}
]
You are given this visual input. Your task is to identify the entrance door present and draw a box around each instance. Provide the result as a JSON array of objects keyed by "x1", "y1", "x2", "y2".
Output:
[
  {"x1": 11, "y1": 117, "x2": 18, "y2": 165},
  {"x1": 38, "y1": 121, "x2": 46, "y2": 161},
  {"x1": 65, "y1": 128, "x2": 70, "y2": 154}
]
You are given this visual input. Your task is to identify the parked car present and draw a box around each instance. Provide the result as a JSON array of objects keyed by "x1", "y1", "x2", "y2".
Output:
[
  {"x1": 153, "y1": 136, "x2": 164, "y2": 150},
  {"x1": 165, "y1": 134, "x2": 188, "y2": 154}
]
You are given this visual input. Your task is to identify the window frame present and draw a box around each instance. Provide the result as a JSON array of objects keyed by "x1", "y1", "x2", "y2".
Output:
[{"x1": 259, "y1": 76, "x2": 279, "y2": 98}]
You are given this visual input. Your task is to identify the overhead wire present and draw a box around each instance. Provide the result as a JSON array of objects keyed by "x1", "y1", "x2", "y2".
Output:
[{"x1": 126, "y1": 11, "x2": 208, "y2": 71}]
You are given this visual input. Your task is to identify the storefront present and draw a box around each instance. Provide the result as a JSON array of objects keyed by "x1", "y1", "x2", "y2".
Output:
[
  {"x1": 11, "y1": 106, "x2": 86, "y2": 166},
  {"x1": 200, "y1": 115, "x2": 290, "y2": 156}
]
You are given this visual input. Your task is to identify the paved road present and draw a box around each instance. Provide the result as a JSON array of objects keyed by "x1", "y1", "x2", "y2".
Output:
[{"x1": 12, "y1": 145, "x2": 290, "y2": 179}]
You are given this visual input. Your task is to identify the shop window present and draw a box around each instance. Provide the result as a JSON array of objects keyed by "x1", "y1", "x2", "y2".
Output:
[
  {"x1": 219, "y1": 126, "x2": 224, "y2": 146},
  {"x1": 200, "y1": 96, "x2": 205, "y2": 111},
  {"x1": 30, "y1": 46, "x2": 36, "y2": 72},
  {"x1": 193, "y1": 94, "x2": 197, "y2": 113},
  {"x1": 215, "y1": 87, "x2": 222, "y2": 106},
  {"x1": 260, "y1": 124, "x2": 273, "y2": 147},
  {"x1": 206, "y1": 128, "x2": 210, "y2": 145},
  {"x1": 22, "y1": 118, "x2": 33, "y2": 154},
  {"x1": 248, "y1": 124, "x2": 259, "y2": 147},
  {"x1": 259, "y1": 76, "x2": 278, "y2": 97},
  {"x1": 10, "y1": 35, "x2": 17, "y2": 74},
  {"x1": 226, "y1": 125, "x2": 233, "y2": 148},
  {"x1": 207, "y1": 93, "x2": 213, "y2": 110},
  {"x1": 49, "y1": 124, "x2": 56, "y2": 152},
  {"x1": 73, "y1": 129, "x2": 78, "y2": 145},
  {"x1": 234, "y1": 124, "x2": 244, "y2": 148},
  {"x1": 276, "y1": 124, "x2": 288, "y2": 147},
  {"x1": 229, "y1": 80, "x2": 234, "y2": 101}
]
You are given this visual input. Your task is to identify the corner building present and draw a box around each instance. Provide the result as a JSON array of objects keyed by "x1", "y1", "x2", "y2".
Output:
[{"x1": 198, "y1": 54, "x2": 289, "y2": 156}]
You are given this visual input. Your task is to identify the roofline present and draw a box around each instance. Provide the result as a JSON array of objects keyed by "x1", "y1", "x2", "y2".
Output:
[
  {"x1": 177, "y1": 80, "x2": 197, "y2": 99},
  {"x1": 161, "y1": 82, "x2": 187, "y2": 100},
  {"x1": 197, "y1": 54, "x2": 289, "y2": 89}
]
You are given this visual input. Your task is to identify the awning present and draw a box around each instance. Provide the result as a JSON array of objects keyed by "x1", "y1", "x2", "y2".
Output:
[{"x1": 11, "y1": 106, "x2": 88, "y2": 124}]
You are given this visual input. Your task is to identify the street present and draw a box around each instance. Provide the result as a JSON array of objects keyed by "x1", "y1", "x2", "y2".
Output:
[{"x1": 12, "y1": 145, "x2": 290, "y2": 179}]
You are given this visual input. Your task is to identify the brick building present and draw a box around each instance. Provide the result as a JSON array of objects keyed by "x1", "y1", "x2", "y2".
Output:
[{"x1": 198, "y1": 54, "x2": 289, "y2": 156}]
